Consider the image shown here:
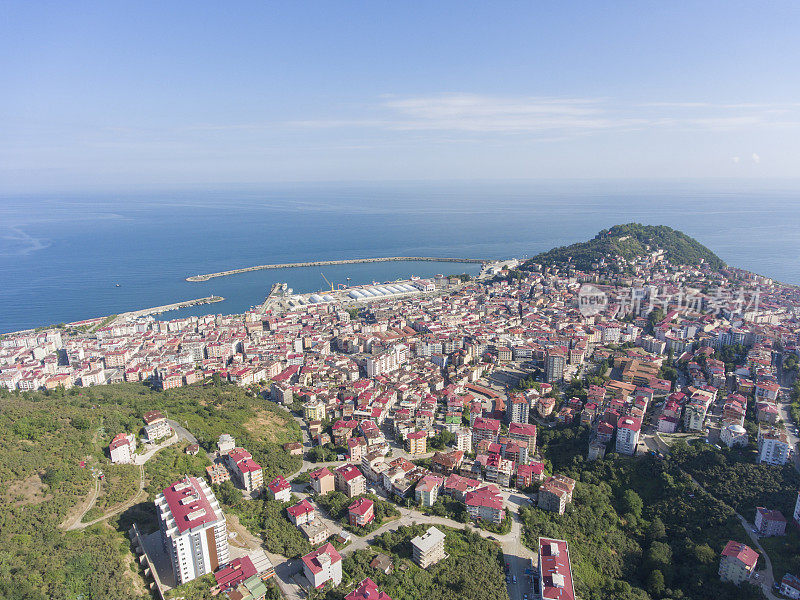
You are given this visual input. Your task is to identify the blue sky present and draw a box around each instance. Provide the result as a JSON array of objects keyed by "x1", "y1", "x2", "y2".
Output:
[{"x1": 2, "y1": 1, "x2": 800, "y2": 190}]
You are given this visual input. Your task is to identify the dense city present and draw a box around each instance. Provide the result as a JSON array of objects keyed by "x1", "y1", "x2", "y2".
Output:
[{"x1": 3, "y1": 227, "x2": 800, "y2": 600}]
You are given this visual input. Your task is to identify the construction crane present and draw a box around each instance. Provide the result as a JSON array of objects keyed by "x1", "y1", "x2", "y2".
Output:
[{"x1": 320, "y1": 272, "x2": 334, "y2": 292}]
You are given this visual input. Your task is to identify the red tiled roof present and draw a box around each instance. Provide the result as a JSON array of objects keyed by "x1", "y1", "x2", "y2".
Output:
[
  {"x1": 345, "y1": 578, "x2": 392, "y2": 600},
  {"x1": 348, "y1": 497, "x2": 374, "y2": 516},
  {"x1": 539, "y1": 537, "x2": 575, "y2": 600},
  {"x1": 310, "y1": 467, "x2": 333, "y2": 481},
  {"x1": 162, "y1": 476, "x2": 217, "y2": 534},
  {"x1": 721, "y1": 541, "x2": 758, "y2": 567},
  {"x1": 214, "y1": 556, "x2": 257, "y2": 591},
  {"x1": 268, "y1": 476, "x2": 290, "y2": 494},
  {"x1": 287, "y1": 499, "x2": 315, "y2": 518},
  {"x1": 302, "y1": 543, "x2": 342, "y2": 575}
]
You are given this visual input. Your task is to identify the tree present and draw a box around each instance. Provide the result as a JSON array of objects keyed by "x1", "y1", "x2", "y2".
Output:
[
  {"x1": 646, "y1": 517, "x2": 666, "y2": 542},
  {"x1": 693, "y1": 543, "x2": 715, "y2": 565},
  {"x1": 647, "y1": 541, "x2": 673, "y2": 571},
  {"x1": 646, "y1": 569, "x2": 665, "y2": 597},
  {"x1": 621, "y1": 489, "x2": 643, "y2": 519},
  {"x1": 214, "y1": 480, "x2": 243, "y2": 506}
]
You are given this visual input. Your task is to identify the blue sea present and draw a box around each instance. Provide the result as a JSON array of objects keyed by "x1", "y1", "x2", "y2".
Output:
[{"x1": 2, "y1": 180, "x2": 800, "y2": 333}]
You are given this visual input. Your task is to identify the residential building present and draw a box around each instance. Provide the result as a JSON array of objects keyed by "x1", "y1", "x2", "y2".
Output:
[
  {"x1": 506, "y1": 394, "x2": 530, "y2": 424},
  {"x1": 310, "y1": 467, "x2": 335, "y2": 495},
  {"x1": 300, "y1": 520, "x2": 331, "y2": 546},
  {"x1": 472, "y1": 417, "x2": 501, "y2": 449},
  {"x1": 721, "y1": 423, "x2": 748, "y2": 448},
  {"x1": 335, "y1": 464, "x2": 367, "y2": 498},
  {"x1": 410, "y1": 526, "x2": 447, "y2": 568},
  {"x1": 206, "y1": 463, "x2": 230, "y2": 485},
  {"x1": 155, "y1": 476, "x2": 229, "y2": 585},
  {"x1": 780, "y1": 574, "x2": 800, "y2": 599},
  {"x1": 226, "y1": 448, "x2": 264, "y2": 492},
  {"x1": 538, "y1": 475, "x2": 576, "y2": 515},
  {"x1": 109, "y1": 433, "x2": 136, "y2": 464},
  {"x1": 794, "y1": 491, "x2": 800, "y2": 526},
  {"x1": 464, "y1": 485, "x2": 504, "y2": 524},
  {"x1": 304, "y1": 399, "x2": 327, "y2": 422},
  {"x1": 414, "y1": 475, "x2": 444, "y2": 507},
  {"x1": 431, "y1": 450, "x2": 464, "y2": 475},
  {"x1": 754, "y1": 507, "x2": 787, "y2": 536},
  {"x1": 455, "y1": 427, "x2": 472, "y2": 453},
  {"x1": 545, "y1": 350, "x2": 565, "y2": 383},
  {"x1": 758, "y1": 426, "x2": 791, "y2": 466},
  {"x1": 287, "y1": 499, "x2": 316, "y2": 526},
  {"x1": 301, "y1": 543, "x2": 342, "y2": 589},
  {"x1": 213, "y1": 550, "x2": 274, "y2": 594},
  {"x1": 616, "y1": 416, "x2": 642, "y2": 456},
  {"x1": 405, "y1": 430, "x2": 427, "y2": 455},
  {"x1": 719, "y1": 541, "x2": 758, "y2": 584},
  {"x1": 142, "y1": 410, "x2": 171, "y2": 443},
  {"x1": 217, "y1": 434, "x2": 235, "y2": 455},
  {"x1": 267, "y1": 476, "x2": 291, "y2": 502},
  {"x1": 345, "y1": 578, "x2": 392, "y2": 600},
  {"x1": 538, "y1": 537, "x2": 575, "y2": 600},
  {"x1": 348, "y1": 497, "x2": 375, "y2": 527},
  {"x1": 508, "y1": 422, "x2": 537, "y2": 456}
]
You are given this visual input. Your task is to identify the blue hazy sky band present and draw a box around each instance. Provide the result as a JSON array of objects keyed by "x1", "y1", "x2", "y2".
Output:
[{"x1": 2, "y1": 1, "x2": 800, "y2": 190}]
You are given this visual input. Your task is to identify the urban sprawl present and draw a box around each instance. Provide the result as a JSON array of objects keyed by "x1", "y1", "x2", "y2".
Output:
[{"x1": 4, "y1": 247, "x2": 800, "y2": 600}]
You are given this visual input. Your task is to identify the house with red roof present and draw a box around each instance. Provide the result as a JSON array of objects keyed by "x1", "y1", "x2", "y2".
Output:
[
  {"x1": 345, "y1": 578, "x2": 392, "y2": 600},
  {"x1": 719, "y1": 541, "x2": 759, "y2": 584},
  {"x1": 109, "y1": 432, "x2": 136, "y2": 464},
  {"x1": 508, "y1": 422, "x2": 537, "y2": 455},
  {"x1": 267, "y1": 475, "x2": 291, "y2": 503},
  {"x1": 301, "y1": 543, "x2": 342, "y2": 589},
  {"x1": 465, "y1": 485, "x2": 504, "y2": 524},
  {"x1": 516, "y1": 461, "x2": 545, "y2": 489},
  {"x1": 223, "y1": 448, "x2": 263, "y2": 493},
  {"x1": 414, "y1": 474, "x2": 444, "y2": 507},
  {"x1": 309, "y1": 467, "x2": 335, "y2": 495},
  {"x1": 335, "y1": 464, "x2": 366, "y2": 498},
  {"x1": 472, "y1": 417, "x2": 501, "y2": 448},
  {"x1": 348, "y1": 497, "x2": 375, "y2": 527},
  {"x1": 287, "y1": 499, "x2": 316, "y2": 526}
]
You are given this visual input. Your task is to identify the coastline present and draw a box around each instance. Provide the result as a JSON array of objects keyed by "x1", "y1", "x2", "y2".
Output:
[{"x1": 1, "y1": 295, "x2": 225, "y2": 337}]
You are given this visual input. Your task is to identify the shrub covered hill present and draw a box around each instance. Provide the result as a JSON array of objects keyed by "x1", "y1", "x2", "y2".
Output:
[{"x1": 521, "y1": 224, "x2": 725, "y2": 273}]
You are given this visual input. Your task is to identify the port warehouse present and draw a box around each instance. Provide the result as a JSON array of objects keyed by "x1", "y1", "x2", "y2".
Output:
[{"x1": 286, "y1": 279, "x2": 434, "y2": 308}]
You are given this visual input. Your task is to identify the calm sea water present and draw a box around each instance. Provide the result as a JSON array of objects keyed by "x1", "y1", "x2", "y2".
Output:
[{"x1": 1, "y1": 180, "x2": 799, "y2": 333}]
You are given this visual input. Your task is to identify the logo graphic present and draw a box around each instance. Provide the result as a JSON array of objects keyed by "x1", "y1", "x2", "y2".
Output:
[{"x1": 577, "y1": 284, "x2": 608, "y2": 317}]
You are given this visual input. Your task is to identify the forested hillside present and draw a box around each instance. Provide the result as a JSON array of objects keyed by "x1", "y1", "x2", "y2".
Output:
[
  {"x1": 522, "y1": 224, "x2": 725, "y2": 272},
  {"x1": 0, "y1": 382, "x2": 301, "y2": 600}
]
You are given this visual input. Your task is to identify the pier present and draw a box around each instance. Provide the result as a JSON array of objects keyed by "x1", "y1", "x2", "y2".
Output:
[
  {"x1": 115, "y1": 296, "x2": 224, "y2": 320},
  {"x1": 186, "y1": 256, "x2": 486, "y2": 282}
]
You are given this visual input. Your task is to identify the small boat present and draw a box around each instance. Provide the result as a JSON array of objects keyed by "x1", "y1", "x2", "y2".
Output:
[{"x1": 115, "y1": 284, "x2": 121, "y2": 287}]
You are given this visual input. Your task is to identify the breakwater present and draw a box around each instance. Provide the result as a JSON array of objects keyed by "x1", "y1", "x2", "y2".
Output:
[
  {"x1": 117, "y1": 295, "x2": 225, "y2": 319},
  {"x1": 186, "y1": 257, "x2": 486, "y2": 282}
]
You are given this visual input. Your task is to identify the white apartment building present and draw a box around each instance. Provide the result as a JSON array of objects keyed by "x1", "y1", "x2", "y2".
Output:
[
  {"x1": 616, "y1": 416, "x2": 641, "y2": 456},
  {"x1": 455, "y1": 427, "x2": 472, "y2": 453},
  {"x1": 411, "y1": 526, "x2": 447, "y2": 568},
  {"x1": 155, "y1": 477, "x2": 229, "y2": 585},
  {"x1": 109, "y1": 433, "x2": 136, "y2": 464},
  {"x1": 758, "y1": 426, "x2": 791, "y2": 466}
]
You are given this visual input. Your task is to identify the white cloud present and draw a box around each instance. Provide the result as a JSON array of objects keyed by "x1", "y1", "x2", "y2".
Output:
[
  {"x1": 283, "y1": 94, "x2": 800, "y2": 138},
  {"x1": 752, "y1": 153, "x2": 761, "y2": 164}
]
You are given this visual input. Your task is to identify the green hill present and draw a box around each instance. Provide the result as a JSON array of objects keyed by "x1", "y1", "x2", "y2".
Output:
[{"x1": 522, "y1": 224, "x2": 725, "y2": 273}]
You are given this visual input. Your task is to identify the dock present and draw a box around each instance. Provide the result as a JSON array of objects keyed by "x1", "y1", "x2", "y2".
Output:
[{"x1": 186, "y1": 256, "x2": 486, "y2": 282}]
